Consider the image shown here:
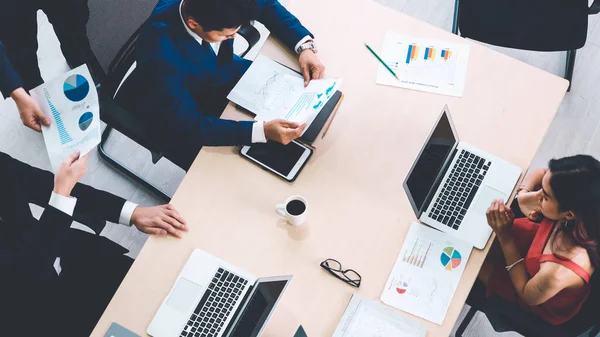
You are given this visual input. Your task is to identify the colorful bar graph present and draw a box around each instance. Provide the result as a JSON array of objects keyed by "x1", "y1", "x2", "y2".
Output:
[
  {"x1": 402, "y1": 239, "x2": 432, "y2": 268},
  {"x1": 424, "y1": 47, "x2": 435, "y2": 61},
  {"x1": 405, "y1": 44, "x2": 419, "y2": 64},
  {"x1": 442, "y1": 49, "x2": 452, "y2": 61}
]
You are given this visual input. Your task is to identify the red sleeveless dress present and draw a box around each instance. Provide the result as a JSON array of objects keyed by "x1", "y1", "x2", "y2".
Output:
[{"x1": 486, "y1": 218, "x2": 592, "y2": 325}]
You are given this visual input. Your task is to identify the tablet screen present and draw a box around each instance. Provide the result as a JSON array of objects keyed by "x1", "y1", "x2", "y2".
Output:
[{"x1": 245, "y1": 141, "x2": 306, "y2": 176}]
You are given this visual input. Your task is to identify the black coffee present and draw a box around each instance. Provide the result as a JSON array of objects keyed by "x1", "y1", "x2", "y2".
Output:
[{"x1": 286, "y1": 200, "x2": 306, "y2": 216}]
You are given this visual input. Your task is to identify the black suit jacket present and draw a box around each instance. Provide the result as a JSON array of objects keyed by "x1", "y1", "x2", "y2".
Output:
[
  {"x1": 0, "y1": 152, "x2": 130, "y2": 336},
  {"x1": 0, "y1": 41, "x2": 23, "y2": 99}
]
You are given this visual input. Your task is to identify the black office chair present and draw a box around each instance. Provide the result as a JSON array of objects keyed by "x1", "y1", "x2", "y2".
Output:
[
  {"x1": 452, "y1": 0, "x2": 600, "y2": 92},
  {"x1": 456, "y1": 277, "x2": 600, "y2": 337},
  {"x1": 76, "y1": 0, "x2": 261, "y2": 200}
]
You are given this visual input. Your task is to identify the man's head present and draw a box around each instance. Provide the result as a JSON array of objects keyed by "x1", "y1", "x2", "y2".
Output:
[{"x1": 182, "y1": 0, "x2": 259, "y2": 43}]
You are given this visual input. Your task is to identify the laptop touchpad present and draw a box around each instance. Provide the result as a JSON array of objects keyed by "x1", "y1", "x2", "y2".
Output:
[
  {"x1": 167, "y1": 278, "x2": 203, "y2": 314},
  {"x1": 473, "y1": 186, "x2": 506, "y2": 215}
]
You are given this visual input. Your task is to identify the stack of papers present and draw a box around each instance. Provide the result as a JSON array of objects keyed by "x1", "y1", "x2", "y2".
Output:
[
  {"x1": 30, "y1": 65, "x2": 101, "y2": 172},
  {"x1": 333, "y1": 294, "x2": 427, "y2": 337},
  {"x1": 381, "y1": 223, "x2": 473, "y2": 325},
  {"x1": 376, "y1": 32, "x2": 470, "y2": 97},
  {"x1": 227, "y1": 55, "x2": 341, "y2": 129}
]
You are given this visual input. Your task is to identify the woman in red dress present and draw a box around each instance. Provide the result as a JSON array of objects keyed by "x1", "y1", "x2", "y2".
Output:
[{"x1": 479, "y1": 155, "x2": 600, "y2": 326}]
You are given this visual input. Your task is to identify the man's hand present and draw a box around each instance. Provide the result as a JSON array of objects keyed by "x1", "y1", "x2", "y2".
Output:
[
  {"x1": 54, "y1": 151, "x2": 88, "y2": 197},
  {"x1": 11, "y1": 88, "x2": 51, "y2": 132},
  {"x1": 298, "y1": 50, "x2": 325, "y2": 86},
  {"x1": 131, "y1": 204, "x2": 188, "y2": 238},
  {"x1": 264, "y1": 119, "x2": 306, "y2": 145}
]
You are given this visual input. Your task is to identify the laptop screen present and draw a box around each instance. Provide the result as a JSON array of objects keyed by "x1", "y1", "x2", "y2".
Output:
[
  {"x1": 404, "y1": 111, "x2": 457, "y2": 215},
  {"x1": 229, "y1": 279, "x2": 289, "y2": 337}
]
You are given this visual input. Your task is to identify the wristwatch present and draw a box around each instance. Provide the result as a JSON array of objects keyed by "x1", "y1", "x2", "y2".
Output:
[{"x1": 296, "y1": 40, "x2": 317, "y2": 54}]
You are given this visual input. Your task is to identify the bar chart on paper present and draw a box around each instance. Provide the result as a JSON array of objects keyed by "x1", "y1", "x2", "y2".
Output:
[
  {"x1": 376, "y1": 33, "x2": 470, "y2": 97},
  {"x1": 402, "y1": 239, "x2": 432, "y2": 268}
]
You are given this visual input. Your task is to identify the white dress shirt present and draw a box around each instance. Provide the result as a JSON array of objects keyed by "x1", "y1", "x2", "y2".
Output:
[
  {"x1": 179, "y1": 1, "x2": 312, "y2": 143},
  {"x1": 49, "y1": 192, "x2": 138, "y2": 275}
]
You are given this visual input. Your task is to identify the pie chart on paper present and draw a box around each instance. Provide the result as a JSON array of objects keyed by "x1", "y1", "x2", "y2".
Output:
[
  {"x1": 63, "y1": 74, "x2": 89, "y2": 102},
  {"x1": 78, "y1": 112, "x2": 94, "y2": 131},
  {"x1": 440, "y1": 247, "x2": 462, "y2": 271},
  {"x1": 395, "y1": 281, "x2": 409, "y2": 294}
]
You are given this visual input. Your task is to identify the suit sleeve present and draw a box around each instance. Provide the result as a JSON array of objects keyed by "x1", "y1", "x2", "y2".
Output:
[
  {"x1": 256, "y1": 0, "x2": 313, "y2": 51},
  {"x1": 136, "y1": 58, "x2": 254, "y2": 146},
  {"x1": 0, "y1": 41, "x2": 24, "y2": 99},
  {"x1": 0, "y1": 206, "x2": 75, "y2": 281},
  {"x1": 0, "y1": 152, "x2": 126, "y2": 224}
]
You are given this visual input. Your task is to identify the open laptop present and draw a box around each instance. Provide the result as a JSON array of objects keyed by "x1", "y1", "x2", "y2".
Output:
[
  {"x1": 148, "y1": 249, "x2": 292, "y2": 337},
  {"x1": 403, "y1": 106, "x2": 522, "y2": 249}
]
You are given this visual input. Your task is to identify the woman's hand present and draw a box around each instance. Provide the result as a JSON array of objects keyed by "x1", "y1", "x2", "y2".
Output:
[
  {"x1": 517, "y1": 190, "x2": 542, "y2": 221},
  {"x1": 486, "y1": 199, "x2": 515, "y2": 239},
  {"x1": 131, "y1": 204, "x2": 188, "y2": 238}
]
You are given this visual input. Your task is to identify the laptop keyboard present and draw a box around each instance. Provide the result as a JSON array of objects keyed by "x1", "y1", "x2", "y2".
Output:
[
  {"x1": 180, "y1": 268, "x2": 248, "y2": 337},
  {"x1": 428, "y1": 150, "x2": 490, "y2": 230}
]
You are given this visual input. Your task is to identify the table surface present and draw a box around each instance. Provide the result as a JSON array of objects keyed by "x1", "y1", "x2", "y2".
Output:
[{"x1": 91, "y1": 0, "x2": 569, "y2": 336}]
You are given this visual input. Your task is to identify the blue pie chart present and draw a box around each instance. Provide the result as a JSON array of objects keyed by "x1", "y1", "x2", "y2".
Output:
[
  {"x1": 63, "y1": 74, "x2": 89, "y2": 102},
  {"x1": 78, "y1": 112, "x2": 94, "y2": 131}
]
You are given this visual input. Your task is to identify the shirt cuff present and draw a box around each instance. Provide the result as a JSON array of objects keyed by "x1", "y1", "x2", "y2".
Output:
[
  {"x1": 294, "y1": 35, "x2": 313, "y2": 54},
  {"x1": 251, "y1": 121, "x2": 267, "y2": 143},
  {"x1": 119, "y1": 201, "x2": 138, "y2": 227},
  {"x1": 48, "y1": 192, "x2": 77, "y2": 216}
]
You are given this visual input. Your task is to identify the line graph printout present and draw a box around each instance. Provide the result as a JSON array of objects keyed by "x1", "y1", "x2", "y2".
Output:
[
  {"x1": 381, "y1": 223, "x2": 473, "y2": 325},
  {"x1": 376, "y1": 33, "x2": 470, "y2": 97},
  {"x1": 332, "y1": 294, "x2": 427, "y2": 337},
  {"x1": 228, "y1": 55, "x2": 341, "y2": 128},
  {"x1": 30, "y1": 65, "x2": 100, "y2": 172}
]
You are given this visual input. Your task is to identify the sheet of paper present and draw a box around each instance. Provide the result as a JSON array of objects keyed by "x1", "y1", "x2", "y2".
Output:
[
  {"x1": 227, "y1": 55, "x2": 342, "y2": 129},
  {"x1": 227, "y1": 55, "x2": 303, "y2": 118},
  {"x1": 381, "y1": 223, "x2": 473, "y2": 325},
  {"x1": 333, "y1": 294, "x2": 427, "y2": 337},
  {"x1": 30, "y1": 65, "x2": 101, "y2": 172},
  {"x1": 376, "y1": 32, "x2": 470, "y2": 97}
]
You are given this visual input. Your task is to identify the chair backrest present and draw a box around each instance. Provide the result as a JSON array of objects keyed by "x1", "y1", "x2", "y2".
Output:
[{"x1": 78, "y1": 0, "x2": 159, "y2": 95}]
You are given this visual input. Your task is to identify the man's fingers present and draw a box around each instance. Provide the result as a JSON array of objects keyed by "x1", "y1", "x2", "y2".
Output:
[
  {"x1": 146, "y1": 227, "x2": 167, "y2": 236},
  {"x1": 301, "y1": 66, "x2": 310, "y2": 86},
  {"x1": 28, "y1": 120, "x2": 42, "y2": 132},
  {"x1": 166, "y1": 209, "x2": 188, "y2": 227},
  {"x1": 156, "y1": 218, "x2": 181, "y2": 238},
  {"x1": 66, "y1": 151, "x2": 81, "y2": 165},
  {"x1": 312, "y1": 66, "x2": 324, "y2": 80},
  {"x1": 275, "y1": 119, "x2": 299, "y2": 128},
  {"x1": 163, "y1": 212, "x2": 187, "y2": 231}
]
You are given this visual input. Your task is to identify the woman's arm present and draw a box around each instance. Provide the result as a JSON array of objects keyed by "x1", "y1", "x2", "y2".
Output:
[
  {"x1": 520, "y1": 168, "x2": 548, "y2": 192},
  {"x1": 488, "y1": 200, "x2": 571, "y2": 306},
  {"x1": 497, "y1": 234, "x2": 566, "y2": 306}
]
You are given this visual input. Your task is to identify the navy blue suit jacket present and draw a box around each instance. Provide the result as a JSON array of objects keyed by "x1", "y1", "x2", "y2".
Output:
[
  {"x1": 0, "y1": 41, "x2": 24, "y2": 99},
  {"x1": 119, "y1": 0, "x2": 312, "y2": 152}
]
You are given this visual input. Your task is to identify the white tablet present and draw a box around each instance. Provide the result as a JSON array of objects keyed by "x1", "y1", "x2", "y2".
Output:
[{"x1": 240, "y1": 140, "x2": 313, "y2": 182}]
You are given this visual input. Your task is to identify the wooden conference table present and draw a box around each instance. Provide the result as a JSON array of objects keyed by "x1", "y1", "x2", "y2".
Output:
[{"x1": 91, "y1": 0, "x2": 569, "y2": 336}]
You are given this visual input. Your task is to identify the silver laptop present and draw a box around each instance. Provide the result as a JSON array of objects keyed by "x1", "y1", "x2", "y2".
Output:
[
  {"x1": 403, "y1": 106, "x2": 522, "y2": 249},
  {"x1": 147, "y1": 249, "x2": 292, "y2": 337}
]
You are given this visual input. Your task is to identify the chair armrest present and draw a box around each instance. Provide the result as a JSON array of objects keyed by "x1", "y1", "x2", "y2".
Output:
[
  {"x1": 237, "y1": 24, "x2": 261, "y2": 58},
  {"x1": 591, "y1": 0, "x2": 600, "y2": 15}
]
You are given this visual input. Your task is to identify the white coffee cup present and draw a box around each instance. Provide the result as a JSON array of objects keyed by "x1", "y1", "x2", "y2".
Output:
[{"x1": 276, "y1": 196, "x2": 308, "y2": 226}]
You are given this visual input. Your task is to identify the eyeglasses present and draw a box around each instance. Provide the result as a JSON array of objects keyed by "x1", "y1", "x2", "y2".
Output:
[{"x1": 320, "y1": 258, "x2": 362, "y2": 288}]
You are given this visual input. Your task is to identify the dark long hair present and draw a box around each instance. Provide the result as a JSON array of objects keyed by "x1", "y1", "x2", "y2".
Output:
[{"x1": 548, "y1": 155, "x2": 600, "y2": 269}]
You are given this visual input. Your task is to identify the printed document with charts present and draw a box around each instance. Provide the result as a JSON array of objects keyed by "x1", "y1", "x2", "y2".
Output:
[
  {"x1": 30, "y1": 65, "x2": 100, "y2": 172},
  {"x1": 332, "y1": 294, "x2": 427, "y2": 337},
  {"x1": 381, "y1": 222, "x2": 473, "y2": 325},
  {"x1": 376, "y1": 32, "x2": 470, "y2": 97},
  {"x1": 227, "y1": 55, "x2": 341, "y2": 129}
]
